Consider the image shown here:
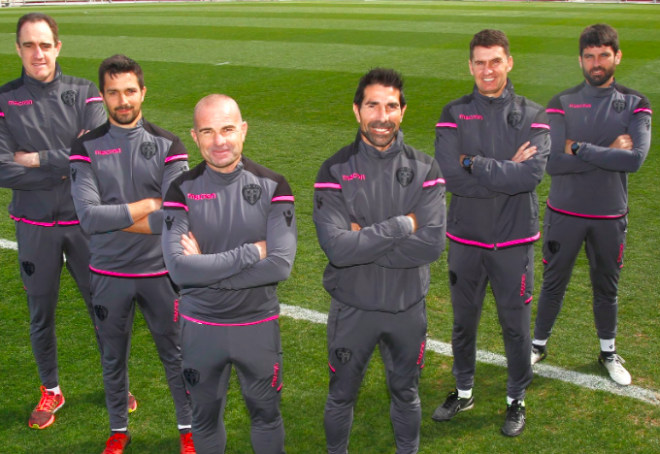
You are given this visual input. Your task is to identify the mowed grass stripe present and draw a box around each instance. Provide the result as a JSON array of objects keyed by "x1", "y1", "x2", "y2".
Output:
[
  {"x1": 2, "y1": 12, "x2": 660, "y2": 42},
  {"x1": 0, "y1": 35, "x2": 656, "y2": 93}
]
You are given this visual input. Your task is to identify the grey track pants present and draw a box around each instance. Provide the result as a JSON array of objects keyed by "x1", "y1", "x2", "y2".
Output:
[
  {"x1": 91, "y1": 273, "x2": 191, "y2": 429},
  {"x1": 534, "y1": 209, "x2": 627, "y2": 341},
  {"x1": 16, "y1": 221, "x2": 100, "y2": 389},
  {"x1": 448, "y1": 241, "x2": 534, "y2": 400},
  {"x1": 324, "y1": 299, "x2": 427, "y2": 454},
  {"x1": 180, "y1": 317, "x2": 285, "y2": 454}
]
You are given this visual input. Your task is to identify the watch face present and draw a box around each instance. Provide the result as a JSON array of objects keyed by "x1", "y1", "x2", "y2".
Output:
[
  {"x1": 463, "y1": 157, "x2": 472, "y2": 166},
  {"x1": 571, "y1": 142, "x2": 580, "y2": 153}
]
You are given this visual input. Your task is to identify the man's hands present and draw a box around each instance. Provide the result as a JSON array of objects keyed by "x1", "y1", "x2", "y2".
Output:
[
  {"x1": 609, "y1": 134, "x2": 633, "y2": 150},
  {"x1": 14, "y1": 152, "x2": 39, "y2": 168},
  {"x1": 512, "y1": 141, "x2": 537, "y2": 162},
  {"x1": 181, "y1": 231, "x2": 201, "y2": 256},
  {"x1": 351, "y1": 213, "x2": 417, "y2": 234},
  {"x1": 123, "y1": 198, "x2": 162, "y2": 233},
  {"x1": 180, "y1": 233, "x2": 267, "y2": 260}
]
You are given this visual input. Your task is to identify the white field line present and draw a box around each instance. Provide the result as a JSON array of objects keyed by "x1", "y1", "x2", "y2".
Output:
[{"x1": 0, "y1": 238, "x2": 657, "y2": 405}]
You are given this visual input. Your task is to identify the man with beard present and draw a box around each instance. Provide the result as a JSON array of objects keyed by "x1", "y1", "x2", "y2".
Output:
[
  {"x1": 0, "y1": 12, "x2": 113, "y2": 430},
  {"x1": 433, "y1": 29, "x2": 549, "y2": 436},
  {"x1": 70, "y1": 55, "x2": 195, "y2": 454},
  {"x1": 531, "y1": 24, "x2": 652, "y2": 386},
  {"x1": 162, "y1": 94, "x2": 296, "y2": 454},
  {"x1": 314, "y1": 68, "x2": 446, "y2": 454}
]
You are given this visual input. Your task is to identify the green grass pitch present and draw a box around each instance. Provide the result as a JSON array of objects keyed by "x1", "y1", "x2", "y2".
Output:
[{"x1": 0, "y1": 1, "x2": 659, "y2": 452}]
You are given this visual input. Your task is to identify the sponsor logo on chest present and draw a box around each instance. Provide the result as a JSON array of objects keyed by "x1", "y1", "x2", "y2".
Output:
[
  {"x1": 8, "y1": 99, "x2": 33, "y2": 107},
  {"x1": 569, "y1": 104, "x2": 591, "y2": 109},
  {"x1": 459, "y1": 114, "x2": 483, "y2": 120},
  {"x1": 342, "y1": 173, "x2": 365, "y2": 181},
  {"x1": 187, "y1": 193, "x2": 217, "y2": 200},
  {"x1": 95, "y1": 148, "x2": 122, "y2": 155}
]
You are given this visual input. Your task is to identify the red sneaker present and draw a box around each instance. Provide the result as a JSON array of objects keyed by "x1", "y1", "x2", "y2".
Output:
[
  {"x1": 102, "y1": 433, "x2": 131, "y2": 454},
  {"x1": 180, "y1": 432, "x2": 196, "y2": 454},
  {"x1": 128, "y1": 392, "x2": 138, "y2": 413},
  {"x1": 28, "y1": 386, "x2": 65, "y2": 429}
]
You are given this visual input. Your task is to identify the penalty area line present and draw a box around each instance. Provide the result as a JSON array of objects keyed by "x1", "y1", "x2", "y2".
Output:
[{"x1": 0, "y1": 238, "x2": 657, "y2": 405}]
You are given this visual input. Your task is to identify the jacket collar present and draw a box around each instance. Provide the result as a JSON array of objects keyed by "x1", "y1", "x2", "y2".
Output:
[
  {"x1": 473, "y1": 78, "x2": 515, "y2": 105},
  {"x1": 22, "y1": 62, "x2": 63, "y2": 89},
  {"x1": 581, "y1": 79, "x2": 617, "y2": 98},
  {"x1": 356, "y1": 129, "x2": 404, "y2": 160}
]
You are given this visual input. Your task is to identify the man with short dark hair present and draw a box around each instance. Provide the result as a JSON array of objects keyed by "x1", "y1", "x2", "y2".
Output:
[
  {"x1": 70, "y1": 54, "x2": 194, "y2": 454},
  {"x1": 314, "y1": 68, "x2": 446, "y2": 454},
  {"x1": 162, "y1": 94, "x2": 296, "y2": 454},
  {"x1": 0, "y1": 12, "x2": 107, "y2": 430},
  {"x1": 433, "y1": 29, "x2": 550, "y2": 437},
  {"x1": 531, "y1": 24, "x2": 652, "y2": 386}
]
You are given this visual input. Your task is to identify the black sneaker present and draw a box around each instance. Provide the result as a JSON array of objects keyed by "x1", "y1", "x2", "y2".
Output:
[
  {"x1": 531, "y1": 344, "x2": 547, "y2": 365},
  {"x1": 431, "y1": 390, "x2": 474, "y2": 422},
  {"x1": 501, "y1": 400, "x2": 526, "y2": 437}
]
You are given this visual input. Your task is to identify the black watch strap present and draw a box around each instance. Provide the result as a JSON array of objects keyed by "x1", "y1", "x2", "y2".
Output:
[{"x1": 571, "y1": 142, "x2": 581, "y2": 155}]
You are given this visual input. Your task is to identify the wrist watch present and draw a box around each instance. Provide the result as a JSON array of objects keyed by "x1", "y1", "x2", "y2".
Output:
[
  {"x1": 571, "y1": 142, "x2": 581, "y2": 155},
  {"x1": 461, "y1": 155, "x2": 474, "y2": 173}
]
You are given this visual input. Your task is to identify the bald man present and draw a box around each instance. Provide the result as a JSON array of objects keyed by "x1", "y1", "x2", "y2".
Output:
[{"x1": 162, "y1": 94, "x2": 297, "y2": 454}]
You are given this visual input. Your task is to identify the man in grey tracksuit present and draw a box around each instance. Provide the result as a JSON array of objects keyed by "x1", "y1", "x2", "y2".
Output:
[
  {"x1": 432, "y1": 30, "x2": 549, "y2": 437},
  {"x1": 69, "y1": 55, "x2": 193, "y2": 454},
  {"x1": 314, "y1": 68, "x2": 446, "y2": 454},
  {"x1": 531, "y1": 24, "x2": 652, "y2": 386},
  {"x1": 162, "y1": 94, "x2": 296, "y2": 454},
  {"x1": 0, "y1": 13, "x2": 106, "y2": 429}
]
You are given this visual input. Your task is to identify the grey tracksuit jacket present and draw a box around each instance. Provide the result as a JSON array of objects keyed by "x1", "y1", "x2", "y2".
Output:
[
  {"x1": 313, "y1": 132, "x2": 446, "y2": 313},
  {"x1": 0, "y1": 64, "x2": 106, "y2": 224},
  {"x1": 434, "y1": 80, "x2": 550, "y2": 248},
  {"x1": 162, "y1": 158, "x2": 297, "y2": 325},
  {"x1": 70, "y1": 119, "x2": 189, "y2": 275},
  {"x1": 545, "y1": 80, "x2": 652, "y2": 218}
]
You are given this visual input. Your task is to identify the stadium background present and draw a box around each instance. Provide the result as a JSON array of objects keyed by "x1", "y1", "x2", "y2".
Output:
[{"x1": 0, "y1": 1, "x2": 658, "y2": 452}]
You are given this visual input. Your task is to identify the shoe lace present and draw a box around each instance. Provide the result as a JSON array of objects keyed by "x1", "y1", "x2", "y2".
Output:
[
  {"x1": 105, "y1": 434, "x2": 127, "y2": 453},
  {"x1": 442, "y1": 391, "x2": 459, "y2": 409},
  {"x1": 506, "y1": 401, "x2": 524, "y2": 418},
  {"x1": 181, "y1": 432, "x2": 196, "y2": 453},
  {"x1": 35, "y1": 386, "x2": 60, "y2": 412}
]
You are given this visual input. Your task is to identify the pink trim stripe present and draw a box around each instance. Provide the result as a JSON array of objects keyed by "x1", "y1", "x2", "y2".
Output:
[
  {"x1": 86, "y1": 97, "x2": 103, "y2": 103},
  {"x1": 497, "y1": 232, "x2": 541, "y2": 248},
  {"x1": 446, "y1": 232, "x2": 540, "y2": 249},
  {"x1": 164, "y1": 154, "x2": 188, "y2": 163},
  {"x1": 181, "y1": 314, "x2": 279, "y2": 327},
  {"x1": 543, "y1": 259, "x2": 548, "y2": 264},
  {"x1": 89, "y1": 265, "x2": 169, "y2": 278},
  {"x1": 531, "y1": 123, "x2": 550, "y2": 130},
  {"x1": 633, "y1": 108, "x2": 653, "y2": 114},
  {"x1": 436, "y1": 122, "x2": 458, "y2": 128},
  {"x1": 271, "y1": 195, "x2": 295, "y2": 203},
  {"x1": 422, "y1": 178, "x2": 446, "y2": 188},
  {"x1": 10, "y1": 215, "x2": 79, "y2": 227},
  {"x1": 328, "y1": 362, "x2": 336, "y2": 373},
  {"x1": 70, "y1": 155, "x2": 91, "y2": 162},
  {"x1": 446, "y1": 232, "x2": 494, "y2": 249},
  {"x1": 163, "y1": 201, "x2": 188, "y2": 212},
  {"x1": 0, "y1": 112, "x2": 4, "y2": 117},
  {"x1": 525, "y1": 296, "x2": 533, "y2": 304},
  {"x1": 547, "y1": 200, "x2": 626, "y2": 219},
  {"x1": 277, "y1": 383, "x2": 283, "y2": 392},
  {"x1": 314, "y1": 183, "x2": 342, "y2": 190},
  {"x1": 546, "y1": 108, "x2": 565, "y2": 115}
]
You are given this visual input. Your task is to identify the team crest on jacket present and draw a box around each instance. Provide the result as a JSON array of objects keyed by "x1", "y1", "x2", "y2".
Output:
[
  {"x1": 396, "y1": 167, "x2": 414, "y2": 187},
  {"x1": 61, "y1": 90, "x2": 76, "y2": 106},
  {"x1": 165, "y1": 215, "x2": 174, "y2": 231},
  {"x1": 94, "y1": 305, "x2": 108, "y2": 321},
  {"x1": 22, "y1": 261, "x2": 35, "y2": 276},
  {"x1": 183, "y1": 368, "x2": 200, "y2": 386},
  {"x1": 283, "y1": 209, "x2": 293, "y2": 227},
  {"x1": 507, "y1": 110, "x2": 522, "y2": 128},
  {"x1": 71, "y1": 167, "x2": 77, "y2": 182},
  {"x1": 242, "y1": 184, "x2": 262, "y2": 205},
  {"x1": 335, "y1": 348, "x2": 352, "y2": 364},
  {"x1": 140, "y1": 142, "x2": 157, "y2": 160},
  {"x1": 612, "y1": 99, "x2": 626, "y2": 113}
]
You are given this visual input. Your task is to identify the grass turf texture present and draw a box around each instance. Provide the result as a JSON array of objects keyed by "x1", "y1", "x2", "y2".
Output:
[{"x1": 0, "y1": 1, "x2": 658, "y2": 452}]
